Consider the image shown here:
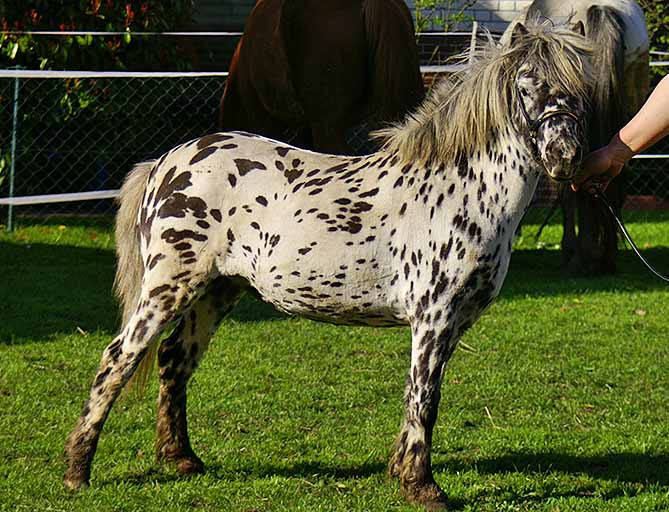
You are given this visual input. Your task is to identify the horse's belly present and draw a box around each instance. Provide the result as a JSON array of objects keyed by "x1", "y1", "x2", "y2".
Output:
[
  {"x1": 269, "y1": 297, "x2": 408, "y2": 327},
  {"x1": 254, "y1": 268, "x2": 408, "y2": 326}
]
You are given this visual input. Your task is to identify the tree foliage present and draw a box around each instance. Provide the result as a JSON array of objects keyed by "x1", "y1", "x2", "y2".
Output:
[
  {"x1": 413, "y1": 0, "x2": 477, "y2": 33},
  {"x1": 0, "y1": 2, "x2": 196, "y2": 189},
  {"x1": 639, "y1": 0, "x2": 669, "y2": 78},
  {"x1": 0, "y1": 1, "x2": 193, "y2": 70},
  {"x1": 640, "y1": 0, "x2": 669, "y2": 49}
]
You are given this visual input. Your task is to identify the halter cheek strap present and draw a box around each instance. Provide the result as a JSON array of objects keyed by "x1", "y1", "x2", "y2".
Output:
[{"x1": 516, "y1": 86, "x2": 582, "y2": 159}]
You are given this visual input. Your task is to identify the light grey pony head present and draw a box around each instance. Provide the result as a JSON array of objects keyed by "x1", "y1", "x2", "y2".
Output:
[
  {"x1": 509, "y1": 21, "x2": 593, "y2": 182},
  {"x1": 375, "y1": 19, "x2": 593, "y2": 183}
]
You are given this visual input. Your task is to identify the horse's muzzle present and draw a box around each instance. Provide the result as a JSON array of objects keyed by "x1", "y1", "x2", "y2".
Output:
[{"x1": 543, "y1": 140, "x2": 582, "y2": 182}]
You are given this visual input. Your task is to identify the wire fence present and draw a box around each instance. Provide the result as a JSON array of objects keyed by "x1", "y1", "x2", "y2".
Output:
[
  {"x1": 0, "y1": 72, "x2": 225, "y2": 225},
  {"x1": 1, "y1": 34, "x2": 668, "y2": 226}
]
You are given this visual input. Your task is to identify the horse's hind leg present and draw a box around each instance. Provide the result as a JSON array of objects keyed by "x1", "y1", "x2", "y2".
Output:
[
  {"x1": 155, "y1": 277, "x2": 243, "y2": 474},
  {"x1": 64, "y1": 275, "x2": 209, "y2": 490}
]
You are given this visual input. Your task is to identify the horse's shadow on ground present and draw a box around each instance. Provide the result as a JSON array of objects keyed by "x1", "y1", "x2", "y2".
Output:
[
  {"x1": 109, "y1": 451, "x2": 668, "y2": 508},
  {"x1": 228, "y1": 451, "x2": 669, "y2": 487},
  {"x1": 435, "y1": 451, "x2": 669, "y2": 486}
]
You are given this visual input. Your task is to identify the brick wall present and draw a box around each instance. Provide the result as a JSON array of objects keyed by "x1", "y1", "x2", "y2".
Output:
[
  {"x1": 194, "y1": 1, "x2": 531, "y2": 34},
  {"x1": 406, "y1": 0, "x2": 532, "y2": 33}
]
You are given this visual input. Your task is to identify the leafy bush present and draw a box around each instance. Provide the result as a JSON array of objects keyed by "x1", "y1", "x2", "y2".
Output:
[
  {"x1": 0, "y1": 1, "x2": 193, "y2": 70},
  {"x1": 639, "y1": 0, "x2": 669, "y2": 78},
  {"x1": 0, "y1": 2, "x2": 198, "y2": 199},
  {"x1": 413, "y1": 0, "x2": 477, "y2": 33}
]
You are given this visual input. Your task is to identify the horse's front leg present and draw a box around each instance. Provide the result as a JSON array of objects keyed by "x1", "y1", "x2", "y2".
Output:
[{"x1": 390, "y1": 310, "x2": 457, "y2": 509}]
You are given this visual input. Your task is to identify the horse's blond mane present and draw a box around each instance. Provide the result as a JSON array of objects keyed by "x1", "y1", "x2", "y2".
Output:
[{"x1": 373, "y1": 21, "x2": 593, "y2": 166}]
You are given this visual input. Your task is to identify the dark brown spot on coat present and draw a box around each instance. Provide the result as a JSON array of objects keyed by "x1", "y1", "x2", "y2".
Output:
[
  {"x1": 234, "y1": 159, "x2": 267, "y2": 176},
  {"x1": 189, "y1": 146, "x2": 217, "y2": 165},
  {"x1": 161, "y1": 228, "x2": 207, "y2": 244},
  {"x1": 197, "y1": 133, "x2": 233, "y2": 150}
]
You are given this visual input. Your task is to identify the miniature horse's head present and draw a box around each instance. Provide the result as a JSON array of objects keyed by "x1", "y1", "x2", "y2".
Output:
[{"x1": 510, "y1": 21, "x2": 592, "y2": 182}]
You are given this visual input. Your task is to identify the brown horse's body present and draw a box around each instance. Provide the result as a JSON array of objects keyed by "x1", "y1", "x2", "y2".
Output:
[{"x1": 219, "y1": 0, "x2": 424, "y2": 154}]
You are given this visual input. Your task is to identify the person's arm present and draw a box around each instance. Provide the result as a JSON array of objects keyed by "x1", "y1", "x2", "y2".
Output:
[{"x1": 572, "y1": 74, "x2": 669, "y2": 192}]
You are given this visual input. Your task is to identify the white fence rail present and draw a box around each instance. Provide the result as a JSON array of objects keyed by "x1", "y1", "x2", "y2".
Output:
[{"x1": 1, "y1": 32, "x2": 668, "y2": 227}]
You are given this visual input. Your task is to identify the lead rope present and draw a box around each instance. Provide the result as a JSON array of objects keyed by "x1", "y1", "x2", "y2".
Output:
[{"x1": 594, "y1": 189, "x2": 669, "y2": 283}]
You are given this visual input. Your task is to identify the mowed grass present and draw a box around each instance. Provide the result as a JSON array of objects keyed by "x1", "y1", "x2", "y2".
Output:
[{"x1": 1, "y1": 210, "x2": 668, "y2": 511}]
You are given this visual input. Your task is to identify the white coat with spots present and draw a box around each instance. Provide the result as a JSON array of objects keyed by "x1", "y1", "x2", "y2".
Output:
[{"x1": 65, "y1": 22, "x2": 593, "y2": 509}]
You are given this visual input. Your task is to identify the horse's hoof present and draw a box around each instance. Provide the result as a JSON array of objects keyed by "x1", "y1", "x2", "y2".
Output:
[
  {"x1": 63, "y1": 475, "x2": 89, "y2": 491},
  {"x1": 176, "y1": 456, "x2": 205, "y2": 476},
  {"x1": 402, "y1": 482, "x2": 448, "y2": 511},
  {"x1": 388, "y1": 459, "x2": 402, "y2": 479}
]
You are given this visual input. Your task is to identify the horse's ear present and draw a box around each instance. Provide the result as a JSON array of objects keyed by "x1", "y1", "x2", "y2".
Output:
[
  {"x1": 510, "y1": 22, "x2": 529, "y2": 44},
  {"x1": 572, "y1": 20, "x2": 586, "y2": 36}
]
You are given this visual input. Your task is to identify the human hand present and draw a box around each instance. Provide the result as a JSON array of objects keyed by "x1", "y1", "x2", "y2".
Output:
[
  {"x1": 570, "y1": 146, "x2": 624, "y2": 193},
  {"x1": 571, "y1": 134, "x2": 634, "y2": 193}
]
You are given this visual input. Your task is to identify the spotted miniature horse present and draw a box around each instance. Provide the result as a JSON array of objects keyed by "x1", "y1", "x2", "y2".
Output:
[{"x1": 65, "y1": 22, "x2": 592, "y2": 509}]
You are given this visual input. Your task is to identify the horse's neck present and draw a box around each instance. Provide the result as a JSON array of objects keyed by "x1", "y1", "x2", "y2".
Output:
[
  {"x1": 493, "y1": 132, "x2": 539, "y2": 221},
  {"x1": 442, "y1": 130, "x2": 540, "y2": 237}
]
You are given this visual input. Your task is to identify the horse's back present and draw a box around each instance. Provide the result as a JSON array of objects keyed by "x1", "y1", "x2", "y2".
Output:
[{"x1": 524, "y1": 0, "x2": 648, "y2": 62}]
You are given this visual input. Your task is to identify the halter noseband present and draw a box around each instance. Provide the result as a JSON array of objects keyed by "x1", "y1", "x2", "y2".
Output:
[
  {"x1": 517, "y1": 93, "x2": 581, "y2": 148},
  {"x1": 516, "y1": 84, "x2": 582, "y2": 160}
]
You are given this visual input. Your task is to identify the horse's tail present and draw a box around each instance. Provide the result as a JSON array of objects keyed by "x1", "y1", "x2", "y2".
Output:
[
  {"x1": 586, "y1": 5, "x2": 626, "y2": 148},
  {"x1": 114, "y1": 161, "x2": 152, "y2": 325},
  {"x1": 362, "y1": 0, "x2": 424, "y2": 122},
  {"x1": 113, "y1": 161, "x2": 155, "y2": 392}
]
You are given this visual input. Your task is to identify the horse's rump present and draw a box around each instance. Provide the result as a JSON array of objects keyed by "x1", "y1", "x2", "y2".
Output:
[
  {"x1": 219, "y1": 0, "x2": 424, "y2": 153},
  {"x1": 361, "y1": 0, "x2": 424, "y2": 122}
]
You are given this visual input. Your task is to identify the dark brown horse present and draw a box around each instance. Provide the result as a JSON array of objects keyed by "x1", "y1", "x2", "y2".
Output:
[{"x1": 219, "y1": 0, "x2": 425, "y2": 154}]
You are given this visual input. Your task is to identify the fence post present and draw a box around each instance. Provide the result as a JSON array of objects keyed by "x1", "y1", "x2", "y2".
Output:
[
  {"x1": 468, "y1": 21, "x2": 478, "y2": 65},
  {"x1": 8, "y1": 71, "x2": 20, "y2": 231}
]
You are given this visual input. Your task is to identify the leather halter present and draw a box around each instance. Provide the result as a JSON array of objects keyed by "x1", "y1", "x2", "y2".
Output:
[
  {"x1": 518, "y1": 94, "x2": 581, "y2": 146},
  {"x1": 516, "y1": 86, "x2": 582, "y2": 161}
]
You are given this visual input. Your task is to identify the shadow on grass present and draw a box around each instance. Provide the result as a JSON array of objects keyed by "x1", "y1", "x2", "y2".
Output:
[
  {"x1": 3, "y1": 238, "x2": 669, "y2": 343},
  {"x1": 503, "y1": 247, "x2": 669, "y2": 297},
  {"x1": 0, "y1": 241, "x2": 284, "y2": 344},
  {"x1": 437, "y1": 450, "x2": 669, "y2": 485},
  {"x1": 102, "y1": 451, "x2": 666, "y2": 509},
  {"x1": 105, "y1": 459, "x2": 389, "y2": 487},
  {"x1": 107, "y1": 458, "x2": 472, "y2": 509}
]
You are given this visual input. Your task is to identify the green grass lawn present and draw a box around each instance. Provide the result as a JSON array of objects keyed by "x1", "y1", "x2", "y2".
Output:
[{"x1": 0, "y1": 211, "x2": 668, "y2": 511}]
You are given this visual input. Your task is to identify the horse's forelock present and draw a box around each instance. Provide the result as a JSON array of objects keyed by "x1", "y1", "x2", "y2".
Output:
[{"x1": 374, "y1": 21, "x2": 593, "y2": 166}]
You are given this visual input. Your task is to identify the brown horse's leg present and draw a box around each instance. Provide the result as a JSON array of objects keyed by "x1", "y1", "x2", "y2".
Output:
[
  {"x1": 155, "y1": 278, "x2": 243, "y2": 475},
  {"x1": 560, "y1": 186, "x2": 580, "y2": 274},
  {"x1": 390, "y1": 318, "x2": 455, "y2": 510}
]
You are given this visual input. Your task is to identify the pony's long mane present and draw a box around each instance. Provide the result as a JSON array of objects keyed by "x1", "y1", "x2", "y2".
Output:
[{"x1": 374, "y1": 21, "x2": 593, "y2": 165}]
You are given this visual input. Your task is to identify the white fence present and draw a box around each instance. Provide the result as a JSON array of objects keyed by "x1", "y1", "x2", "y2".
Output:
[{"x1": 1, "y1": 31, "x2": 668, "y2": 228}]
